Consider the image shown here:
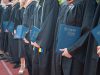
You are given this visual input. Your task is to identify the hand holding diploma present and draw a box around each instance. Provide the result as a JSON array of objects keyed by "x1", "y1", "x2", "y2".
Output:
[
  {"x1": 5, "y1": 29, "x2": 9, "y2": 32},
  {"x1": 31, "y1": 41, "x2": 40, "y2": 48},
  {"x1": 0, "y1": 29, "x2": 1, "y2": 32},
  {"x1": 60, "y1": 48, "x2": 72, "y2": 58},
  {"x1": 24, "y1": 38, "x2": 29, "y2": 44},
  {"x1": 14, "y1": 30, "x2": 16, "y2": 34},
  {"x1": 97, "y1": 46, "x2": 100, "y2": 57}
]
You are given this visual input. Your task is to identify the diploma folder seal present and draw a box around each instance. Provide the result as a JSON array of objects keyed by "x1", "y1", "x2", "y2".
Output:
[{"x1": 56, "y1": 24, "x2": 81, "y2": 53}]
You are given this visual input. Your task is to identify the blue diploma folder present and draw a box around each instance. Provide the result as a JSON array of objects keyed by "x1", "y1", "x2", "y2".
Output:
[
  {"x1": 7, "y1": 21, "x2": 14, "y2": 32},
  {"x1": 91, "y1": 24, "x2": 100, "y2": 45},
  {"x1": 14, "y1": 25, "x2": 29, "y2": 39},
  {"x1": 56, "y1": 24, "x2": 81, "y2": 52},
  {"x1": 30, "y1": 26, "x2": 40, "y2": 42},
  {"x1": 2, "y1": 21, "x2": 8, "y2": 31}
]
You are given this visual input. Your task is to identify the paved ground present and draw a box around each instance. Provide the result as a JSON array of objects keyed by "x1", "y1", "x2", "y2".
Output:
[{"x1": 0, "y1": 60, "x2": 29, "y2": 75}]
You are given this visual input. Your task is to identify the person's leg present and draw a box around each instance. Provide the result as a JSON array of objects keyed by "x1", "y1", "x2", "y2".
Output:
[
  {"x1": 4, "y1": 32, "x2": 8, "y2": 53},
  {"x1": 18, "y1": 40, "x2": 26, "y2": 74},
  {"x1": 24, "y1": 43, "x2": 32, "y2": 75},
  {"x1": 11, "y1": 39, "x2": 20, "y2": 68}
]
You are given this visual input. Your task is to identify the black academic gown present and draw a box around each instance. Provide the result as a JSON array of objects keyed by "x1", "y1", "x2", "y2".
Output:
[
  {"x1": 32, "y1": 0, "x2": 59, "y2": 75},
  {"x1": 40, "y1": 0, "x2": 56, "y2": 24},
  {"x1": 53, "y1": 0, "x2": 94, "y2": 75},
  {"x1": 0, "y1": 5, "x2": 3, "y2": 50},
  {"x1": 0, "y1": 5, "x2": 3, "y2": 25},
  {"x1": 96, "y1": 16, "x2": 100, "y2": 75},
  {"x1": 14, "y1": 7, "x2": 25, "y2": 59},
  {"x1": 1, "y1": 4, "x2": 12, "y2": 53},
  {"x1": 31, "y1": 1, "x2": 44, "y2": 75},
  {"x1": 7, "y1": 3, "x2": 20, "y2": 63},
  {"x1": 83, "y1": 3, "x2": 100, "y2": 75},
  {"x1": 22, "y1": 1, "x2": 38, "y2": 75}
]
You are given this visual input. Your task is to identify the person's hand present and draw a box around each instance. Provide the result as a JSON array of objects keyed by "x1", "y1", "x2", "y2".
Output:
[
  {"x1": 60, "y1": 48, "x2": 72, "y2": 58},
  {"x1": 14, "y1": 30, "x2": 16, "y2": 34},
  {"x1": 5, "y1": 29, "x2": 9, "y2": 32},
  {"x1": 23, "y1": 38, "x2": 29, "y2": 44},
  {"x1": 31, "y1": 42, "x2": 40, "y2": 48},
  {"x1": 97, "y1": 46, "x2": 100, "y2": 57},
  {"x1": 67, "y1": 0, "x2": 74, "y2": 4},
  {"x1": 0, "y1": 29, "x2": 1, "y2": 32}
]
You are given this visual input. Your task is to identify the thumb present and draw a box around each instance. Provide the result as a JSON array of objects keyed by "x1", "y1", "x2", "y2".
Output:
[
  {"x1": 97, "y1": 50, "x2": 100, "y2": 54},
  {"x1": 60, "y1": 49, "x2": 65, "y2": 52}
]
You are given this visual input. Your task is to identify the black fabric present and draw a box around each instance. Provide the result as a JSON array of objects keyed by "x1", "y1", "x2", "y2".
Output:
[
  {"x1": 1, "y1": 4, "x2": 12, "y2": 52},
  {"x1": 22, "y1": 1, "x2": 38, "y2": 75},
  {"x1": 52, "y1": 0, "x2": 96, "y2": 75},
  {"x1": 96, "y1": 59, "x2": 100, "y2": 75},
  {"x1": 24, "y1": 43, "x2": 33, "y2": 75},
  {"x1": 0, "y1": 5, "x2": 3, "y2": 50},
  {"x1": 7, "y1": 3, "x2": 20, "y2": 60},
  {"x1": 0, "y1": 5, "x2": 3, "y2": 26},
  {"x1": 8, "y1": 3, "x2": 20, "y2": 30},
  {"x1": 32, "y1": 0, "x2": 59, "y2": 75},
  {"x1": 22, "y1": 1, "x2": 38, "y2": 41},
  {"x1": 14, "y1": 7, "x2": 25, "y2": 58},
  {"x1": 83, "y1": 3, "x2": 100, "y2": 75}
]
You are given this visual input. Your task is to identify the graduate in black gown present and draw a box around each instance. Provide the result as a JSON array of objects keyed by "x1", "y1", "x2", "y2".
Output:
[
  {"x1": 1, "y1": 0, "x2": 12, "y2": 57},
  {"x1": 31, "y1": 0, "x2": 59, "y2": 75},
  {"x1": 31, "y1": 0, "x2": 45, "y2": 75},
  {"x1": 0, "y1": 3, "x2": 3, "y2": 27},
  {"x1": 16, "y1": 6, "x2": 25, "y2": 73},
  {"x1": 12, "y1": 0, "x2": 26, "y2": 73},
  {"x1": 7, "y1": 0, "x2": 20, "y2": 68},
  {"x1": 52, "y1": 0, "x2": 96, "y2": 75},
  {"x1": 19, "y1": 0, "x2": 38, "y2": 74},
  {"x1": 0, "y1": 2, "x2": 3, "y2": 51},
  {"x1": 96, "y1": 5, "x2": 100, "y2": 75},
  {"x1": 95, "y1": 5, "x2": 100, "y2": 75},
  {"x1": 83, "y1": 1, "x2": 100, "y2": 75}
]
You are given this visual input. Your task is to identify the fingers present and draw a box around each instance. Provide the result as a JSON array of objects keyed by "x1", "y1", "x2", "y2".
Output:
[
  {"x1": 60, "y1": 49, "x2": 65, "y2": 52},
  {"x1": 32, "y1": 42, "x2": 40, "y2": 48},
  {"x1": 97, "y1": 46, "x2": 100, "y2": 57},
  {"x1": 97, "y1": 49, "x2": 100, "y2": 54},
  {"x1": 60, "y1": 48, "x2": 72, "y2": 58},
  {"x1": 23, "y1": 38, "x2": 29, "y2": 43},
  {"x1": 14, "y1": 30, "x2": 16, "y2": 34},
  {"x1": 65, "y1": 53, "x2": 72, "y2": 58}
]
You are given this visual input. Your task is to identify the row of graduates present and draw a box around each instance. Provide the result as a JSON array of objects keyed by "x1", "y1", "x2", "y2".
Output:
[{"x1": 0, "y1": 0, "x2": 100, "y2": 75}]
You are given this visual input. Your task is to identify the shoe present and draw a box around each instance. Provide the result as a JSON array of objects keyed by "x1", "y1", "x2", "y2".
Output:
[
  {"x1": 18, "y1": 64, "x2": 25, "y2": 75},
  {"x1": 0, "y1": 54, "x2": 6, "y2": 60}
]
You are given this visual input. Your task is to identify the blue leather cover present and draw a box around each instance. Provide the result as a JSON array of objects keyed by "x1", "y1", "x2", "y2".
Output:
[
  {"x1": 92, "y1": 24, "x2": 100, "y2": 45},
  {"x1": 30, "y1": 26, "x2": 40, "y2": 42},
  {"x1": 14, "y1": 25, "x2": 29, "y2": 39},
  {"x1": 56, "y1": 24, "x2": 81, "y2": 52}
]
